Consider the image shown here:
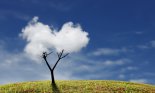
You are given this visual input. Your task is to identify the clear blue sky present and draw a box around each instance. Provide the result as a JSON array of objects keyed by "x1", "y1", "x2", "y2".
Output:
[{"x1": 0, "y1": 0, "x2": 155, "y2": 84}]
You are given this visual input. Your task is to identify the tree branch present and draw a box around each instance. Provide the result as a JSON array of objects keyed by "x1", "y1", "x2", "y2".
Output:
[
  {"x1": 44, "y1": 57, "x2": 52, "y2": 71},
  {"x1": 61, "y1": 53, "x2": 69, "y2": 59},
  {"x1": 47, "y1": 51, "x2": 53, "y2": 56},
  {"x1": 52, "y1": 49, "x2": 69, "y2": 70},
  {"x1": 57, "y1": 52, "x2": 60, "y2": 58},
  {"x1": 59, "y1": 49, "x2": 64, "y2": 57},
  {"x1": 42, "y1": 52, "x2": 53, "y2": 72},
  {"x1": 52, "y1": 58, "x2": 61, "y2": 70}
]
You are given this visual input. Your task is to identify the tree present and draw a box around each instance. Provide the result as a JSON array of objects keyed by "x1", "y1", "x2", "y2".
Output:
[{"x1": 42, "y1": 49, "x2": 69, "y2": 84}]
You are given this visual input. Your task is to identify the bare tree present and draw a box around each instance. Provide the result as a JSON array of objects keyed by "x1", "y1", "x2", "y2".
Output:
[{"x1": 42, "y1": 49, "x2": 69, "y2": 84}]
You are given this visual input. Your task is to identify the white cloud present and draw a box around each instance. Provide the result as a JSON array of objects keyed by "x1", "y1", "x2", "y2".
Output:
[
  {"x1": 137, "y1": 45, "x2": 149, "y2": 49},
  {"x1": 135, "y1": 31, "x2": 143, "y2": 35},
  {"x1": 0, "y1": 46, "x2": 26, "y2": 68},
  {"x1": 137, "y1": 40, "x2": 155, "y2": 49},
  {"x1": 0, "y1": 9, "x2": 31, "y2": 21},
  {"x1": 102, "y1": 59, "x2": 127, "y2": 67},
  {"x1": 127, "y1": 66, "x2": 138, "y2": 70},
  {"x1": 103, "y1": 59, "x2": 130, "y2": 66},
  {"x1": 20, "y1": 17, "x2": 89, "y2": 61},
  {"x1": 120, "y1": 66, "x2": 138, "y2": 73},
  {"x1": 118, "y1": 74, "x2": 125, "y2": 79},
  {"x1": 150, "y1": 40, "x2": 155, "y2": 47},
  {"x1": 92, "y1": 48, "x2": 127, "y2": 56},
  {"x1": 129, "y1": 79, "x2": 148, "y2": 83}
]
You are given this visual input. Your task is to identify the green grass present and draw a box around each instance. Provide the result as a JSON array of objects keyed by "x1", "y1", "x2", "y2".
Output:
[{"x1": 0, "y1": 80, "x2": 155, "y2": 93}]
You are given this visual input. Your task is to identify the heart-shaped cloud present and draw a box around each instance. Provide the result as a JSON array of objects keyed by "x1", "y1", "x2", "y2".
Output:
[{"x1": 20, "y1": 17, "x2": 89, "y2": 61}]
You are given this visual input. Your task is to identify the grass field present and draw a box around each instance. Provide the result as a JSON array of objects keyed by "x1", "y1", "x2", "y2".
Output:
[{"x1": 0, "y1": 80, "x2": 155, "y2": 93}]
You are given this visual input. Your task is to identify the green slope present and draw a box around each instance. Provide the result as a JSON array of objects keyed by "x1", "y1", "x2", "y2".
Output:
[{"x1": 0, "y1": 80, "x2": 155, "y2": 93}]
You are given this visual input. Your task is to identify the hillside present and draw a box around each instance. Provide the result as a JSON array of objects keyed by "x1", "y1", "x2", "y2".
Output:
[{"x1": 0, "y1": 80, "x2": 155, "y2": 93}]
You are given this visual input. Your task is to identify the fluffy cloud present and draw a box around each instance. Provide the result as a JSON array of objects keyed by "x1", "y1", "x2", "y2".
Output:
[{"x1": 20, "y1": 17, "x2": 89, "y2": 61}]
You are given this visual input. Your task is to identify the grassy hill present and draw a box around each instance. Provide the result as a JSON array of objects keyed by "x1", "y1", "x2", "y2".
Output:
[{"x1": 0, "y1": 80, "x2": 155, "y2": 93}]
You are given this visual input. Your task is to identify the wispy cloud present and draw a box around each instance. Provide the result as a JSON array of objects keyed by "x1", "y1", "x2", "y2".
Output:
[
  {"x1": 0, "y1": 9, "x2": 31, "y2": 21},
  {"x1": 126, "y1": 66, "x2": 138, "y2": 70},
  {"x1": 91, "y1": 48, "x2": 128, "y2": 56},
  {"x1": 150, "y1": 40, "x2": 155, "y2": 47},
  {"x1": 129, "y1": 79, "x2": 148, "y2": 83},
  {"x1": 102, "y1": 59, "x2": 129, "y2": 66},
  {"x1": 137, "y1": 45, "x2": 150, "y2": 49},
  {"x1": 118, "y1": 74, "x2": 125, "y2": 79},
  {"x1": 68, "y1": 54, "x2": 131, "y2": 80},
  {"x1": 20, "y1": 0, "x2": 73, "y2": 12},
  {"x1": 120, "y1": 66, "x2": 138, "y2": 73},
  {"x1": 136, "y1": 40, "x2": 155, "y2": 49},
  {"x1": 135, "y1": 31, "x2": 144, "y2": 35},
  {"x1": 115, "y1": 31, "x2": 144, "y2": 36}
]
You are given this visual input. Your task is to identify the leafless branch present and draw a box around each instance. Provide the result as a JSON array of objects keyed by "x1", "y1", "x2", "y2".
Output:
[
  {"x1": 42, "y1": 52, "x2": 53, "y2": 71},
  {"x1": 57, "y1": 52, "x2": 60, "y2": 58},
  {"x1": 47, "y1": 51, "x2": 53, "y2": 56},
  {"x1": 60, "y1": 49, "x2": 64, "y2": 57},
  {"x1": 53, "y1": 49, "x2": 69, "y2": 70},
  {"x1": 61, "y1": 53, "x2": 69, "y2": 59}
]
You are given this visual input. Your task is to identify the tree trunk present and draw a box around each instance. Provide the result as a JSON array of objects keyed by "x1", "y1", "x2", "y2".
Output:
[{"x1": 51, "y1": 70, "x2": 55, "y2": 84}]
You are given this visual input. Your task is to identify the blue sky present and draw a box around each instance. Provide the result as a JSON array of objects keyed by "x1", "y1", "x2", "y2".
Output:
[{"x1": 0, "y1": 0, "x2": 155, "y2": 85}]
